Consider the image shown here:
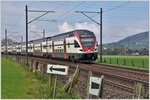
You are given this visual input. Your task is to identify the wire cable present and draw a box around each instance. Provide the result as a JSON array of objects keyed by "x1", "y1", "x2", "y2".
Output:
[{"x1": 103, "y1": 1, "x2": 130, "y2": 13}]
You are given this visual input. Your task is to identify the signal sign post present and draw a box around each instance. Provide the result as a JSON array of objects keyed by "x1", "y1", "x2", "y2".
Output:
[
  {"x1": 87, "y1": 71, "x2": 104, "y2": 99},
  {"x1": 47, "y1": 64, "x2": 69, "y2": 98}
]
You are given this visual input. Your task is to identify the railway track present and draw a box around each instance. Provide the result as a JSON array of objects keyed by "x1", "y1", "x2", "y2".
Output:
[
  {"x1": 27, "y1": 56, "x2": 148, "y2": 82},
  {"x1": 4, "y1": 55, "x2": 149, "y2": 99}
]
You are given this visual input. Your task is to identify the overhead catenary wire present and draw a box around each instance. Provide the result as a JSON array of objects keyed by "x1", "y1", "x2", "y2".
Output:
[
  {"x1": 55, "y1": 2, "x2": 101, "y2": 25},
  {"x1": 2, "y1": 1, "x2": 34, "y2": 41},
  {"x1": 76, "y1": 1, "x2": 131, "y2": 25},
  {"x1": 2, "y1": 1, "x2": 148, "y2": 40},
  {"x1": 103, "y1": 1, "x2": 130, "y2": 13},
  {"x1": 7, "y1": 1, "x2": 34, "y2": 30},
  {"x1": 32, "y1": 1, "x2": 66, "y2": 26},
  {"x1": 41, "y1": 1, "x2": 85, "y2": 28},
  {"x1": 74, "y1": 1, "x2": 132, "y2": 23}
]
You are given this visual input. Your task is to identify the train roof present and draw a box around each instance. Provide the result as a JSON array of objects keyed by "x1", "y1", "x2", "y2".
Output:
[
  {"x1": 52, "y1": 30, "x2": 75, "y2": 38},
  {"x1": 28, "y1": 37, "x2": 51, "y2": 43},
  {"x1": 4, "y1": 29, "x2": 94, "y2": 46},
  {"x1": 51, "y1": 29, "x2": 93, "y2": 38}
]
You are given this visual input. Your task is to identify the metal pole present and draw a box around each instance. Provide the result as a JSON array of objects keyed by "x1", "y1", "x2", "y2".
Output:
[
  {"x1": 100, "y1": 8, "x2": 102, "y2": 63},
  {"x1": 53, "y1": 75, "x2": 57, "y2": 99},
  {"x1": 43, "y1": 30, "x2": 45, "y2": 38},
  {"x1": 5, "y1": 29, "x2": 7, "y2": 54},
  {"x1": 26, "y1": 5, "x2": 28, "y2": 65}
]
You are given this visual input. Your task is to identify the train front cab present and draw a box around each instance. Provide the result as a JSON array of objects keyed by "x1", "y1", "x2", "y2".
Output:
[
  {"x1": 75, "y1": 30, "x2": 98, "y2": 62},
  {"x1": 66, "y1": 30, "x2": 98, "y2": 62}
]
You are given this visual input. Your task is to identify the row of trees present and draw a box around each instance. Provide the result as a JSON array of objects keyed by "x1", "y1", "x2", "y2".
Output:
[
  {"x1": 1, "y1": 38, "x2": 15, "y2": 46},
  {"x1": 103, "y1": 47, "x2": 126, "y2": 55},
  {"x1": 98, "y1": 45, "x2": 148, "y2": 55}
]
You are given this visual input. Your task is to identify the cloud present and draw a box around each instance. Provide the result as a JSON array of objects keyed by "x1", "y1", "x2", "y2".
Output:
[
  {"x1": 75, "y1": 22, "x2": 99, "y2": 35},
  {"x1": 28, "y1": 24, "x2": 43, "y2": 40},
  {"x1": 58, "y1": 22, "x2": 73, "y2": 32},
  {"x1": 103, "y1": 20, "x2": 148, "y2": 43},
  {"x1": 29, "y1": 24, "x2": 43, "y2": 33},
  {"x1": 58, "y1": 21, "x2": 99, "y2": 35},
  {"x1": 58, "y1": 22, "x2": 101, "y2": 43},
  {"x1": 58, "y1": 21, "x2": 148, "y2": 44}
]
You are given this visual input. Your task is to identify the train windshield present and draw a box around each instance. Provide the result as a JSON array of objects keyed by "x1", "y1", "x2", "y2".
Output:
[
  {"x1": 77, "y1": 30, "x2": 94, "y2": 37},
  {"x1": 81, "y1": 38, "x2": 94, "y2": 47},
  {"x1": 77, "y1": 30, "x2": 95, "y2": 47}
]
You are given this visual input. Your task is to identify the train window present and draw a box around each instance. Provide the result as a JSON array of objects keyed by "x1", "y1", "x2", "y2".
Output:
[
  {"x1": 43, "y1": 45, "x2": 47, "y2": 49},
  {"x1": 68, "y1": 43, "x2": 70, "y2": 48},
  {"x1": 78, "y1": 30, "x2": 93, "y2": 37},
  {"x1": 81, "y1": 38, "x2": 94, "y2": 47},
  {"x1": 69, "y1": 32, "x2": 74, "y2": 37},
  {"x1": 74, "y1": 40, "x2": 80, "y2": 48}
]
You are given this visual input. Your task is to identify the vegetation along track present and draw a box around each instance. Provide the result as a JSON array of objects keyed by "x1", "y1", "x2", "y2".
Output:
[{"x1": 4, "y1": 55, "x2": 149, "y2": 98}]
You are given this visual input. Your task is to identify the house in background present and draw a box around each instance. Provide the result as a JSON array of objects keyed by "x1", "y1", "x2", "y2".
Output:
[
  {"x1": 126, "y1": 48, "x2": 149, "y2": 55},
  {"x1": 139, "y1": 48, "x2": 149, "y2": 55}
]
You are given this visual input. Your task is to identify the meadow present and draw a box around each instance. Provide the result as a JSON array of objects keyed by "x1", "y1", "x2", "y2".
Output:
[
  {"x1": 96, "y1": 55, "x2": 149, "y2": 69},
  {"x1": 1, "y1": 57, "x2": 81, "y2": 99}
]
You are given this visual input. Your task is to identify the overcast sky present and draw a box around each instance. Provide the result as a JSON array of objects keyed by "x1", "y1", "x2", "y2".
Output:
[{"x1": 1, "y1": 1, "x2": 149, "y2": 44}]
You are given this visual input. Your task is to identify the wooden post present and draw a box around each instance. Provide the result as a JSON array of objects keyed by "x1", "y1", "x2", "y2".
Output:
[
  {"x1": 53, "y1": 75, "x2": 58, "y2": 99},
  {"x1": 117, "y1": 58, "x2": 118, "y2": 64},
  {"x1": 144, "y1": 86, "x2": 149, "y2": 99},
  {"x1": 86, "y1": 71, "x2": 93, "y2": 99},
  {"x1": 104, "y1": 58, "x2": 106, "y2": 63},
  {"x1": 98, "y1": 75, "x2": 105, "y2": 99},
  {"x1": 63, "y1": 65, "x2": 80, "y2": 93},
  {"x1": 124, "y1": 58, "x2": 126, "y2": 66},
  {"x1": 132, "y1": 59, "x2": 134, "y2": 67},
  {"x1": 49, "y1": 74, "x2": 54, "y2": 96},
  {"x1": 142, "y1": 59, "x2": 144, "y2": 68},
  {"x1": 133, "y1": 82, "x2": 145, "y2": 99}
]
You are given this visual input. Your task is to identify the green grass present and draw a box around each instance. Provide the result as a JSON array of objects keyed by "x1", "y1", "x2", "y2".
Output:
[
  {"x1": 2, "y1": 58, "x2": 28, "y2": 98},
  {"x1": 1, "y1": 57, "x2": 81, "y2": 99},
  {"x1": 96, "y1": 55, "x2": 149, "y2": 69}
]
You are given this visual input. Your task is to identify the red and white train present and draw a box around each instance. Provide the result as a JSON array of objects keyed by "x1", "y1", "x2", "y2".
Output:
[{"x1": 1, "y1": 30, "x2": 98, "y2": 62}]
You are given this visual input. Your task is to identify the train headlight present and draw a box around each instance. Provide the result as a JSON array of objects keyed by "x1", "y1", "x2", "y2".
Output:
[{"x1": 79, "y1": 49, "x2": 83, "y2": 51}]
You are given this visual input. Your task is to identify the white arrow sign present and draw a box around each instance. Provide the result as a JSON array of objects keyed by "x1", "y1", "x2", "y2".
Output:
[
  {"x1": 47, "y1": 64, "x2": 69, "y2": 75},
  {"x1": 89, "y1": 76, "x2": 102, "y2": 96}
]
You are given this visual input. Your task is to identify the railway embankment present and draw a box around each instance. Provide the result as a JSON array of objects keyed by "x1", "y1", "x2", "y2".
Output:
[{"x1": 1, "y1": 57, "x2": 81, "y2": 99}]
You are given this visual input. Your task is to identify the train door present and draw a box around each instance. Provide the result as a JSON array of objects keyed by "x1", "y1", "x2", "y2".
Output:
[
  {"x1": 64, "y1": 39, "x2": 67, "y2": 59},
  {"x1": 46, "y1": 39, "x2": 48, "y2": 54},
  {"x1": 52, "y1": 41, "x2": 55, "y2": 58},
  {"x1": 33, "y1": 44, "x2": 35, "y2": 56},
  {"x1": 40, "y1": 43, "x2": 42, "y2": 56}
]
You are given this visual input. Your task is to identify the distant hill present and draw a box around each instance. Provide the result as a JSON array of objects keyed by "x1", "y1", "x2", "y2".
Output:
[{"x1": 103, "y1": 31, "x2": 149, "y2": 50}]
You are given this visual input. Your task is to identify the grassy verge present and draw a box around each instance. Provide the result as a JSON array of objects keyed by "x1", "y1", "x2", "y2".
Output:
[
  {"x1": 96, "y1": 55, "x2": 149, "y2": 69},
  {"x1": 1, "y1": 57, "x2": 81, "y2": 99}
]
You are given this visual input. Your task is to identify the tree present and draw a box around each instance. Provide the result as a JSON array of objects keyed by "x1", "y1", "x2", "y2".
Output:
[{"x1": 1, "y1": 38, "x2": 15, "y2": 46}]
